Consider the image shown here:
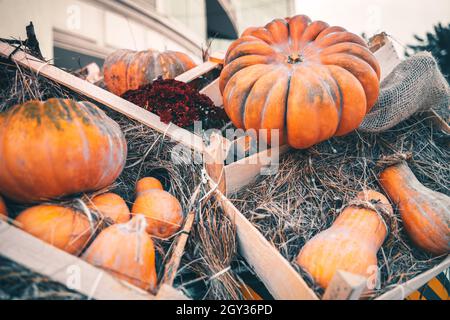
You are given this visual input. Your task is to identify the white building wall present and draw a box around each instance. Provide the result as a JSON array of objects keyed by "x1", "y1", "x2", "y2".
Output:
[{"x1": 0, "y1": 0, "x2": 206, "y2": 62}]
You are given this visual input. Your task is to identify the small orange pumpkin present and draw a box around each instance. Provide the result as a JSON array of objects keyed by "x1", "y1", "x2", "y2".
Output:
[
  {"x1": 0, "y1": 195, "x2": 7, "y2": 219},
  {"x1": 15, "y1": 204, "x2": 93, "y2": 255},
  {"x1": 90, "y1": 193, "x2": 130, "y2": 224},
  {"x1": 103, "y1": 49, "x2": 196, "y2": 96},
  {"x1": 83, "y1": 215, "x2": 157, "y2": 291},
  {"x1": 297, "y1": 190, "x2": 391, "y2": 289},
  {"x1": 132, "y1": 189, "x2": 183, "y2": 238},
  {"x1": 136, "y1": 177, "x2": 164, "y2": 194},
  {"x1": 220, "y1": 15, "x2": 380, "y2": 149},
  {"x1": 0, "y1": 98, "x2": 127, "y2": 203},
  {"x1": 380, "y1": 162, "x2": 450, "y2": 256}
]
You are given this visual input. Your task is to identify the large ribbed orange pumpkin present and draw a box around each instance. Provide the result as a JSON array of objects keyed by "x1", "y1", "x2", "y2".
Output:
[
  {"x1": 15, "y1": 204, "x2": 93, "y2": 255},
  {"x1": 380, "y1": 162, "x2": 449, "y2": 256},
  {"x1": 104, "y1": 49, "x2": 197, "y2": 96},
  {"x1": 0, "y1": 99, "x2": 127, "y2": 203},
  {"x1": 220, "y1": 15, "x2": 381, "y2": 149},
  {"x1": 83, "y1": 215, "x2": 157, "y2": 291},
  {"x1": 297, "y1": 190, "x2": 390, "y2": 289},
  {"x1": 0, "y1": 195, "x2": 7, "y2": 220}
]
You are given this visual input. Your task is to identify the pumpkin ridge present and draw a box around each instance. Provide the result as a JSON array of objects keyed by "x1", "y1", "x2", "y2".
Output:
[
  {"x1": 322, "y1": 53, "x2": 378, "y2": 110},
  {"x1": 316, "y1": 26, "x2": 347, "y2": 41},
  {"x1": 316, "y1": 31, "x2": 368, "y2": 49},
  {"x1": 224, "y1": 64, "x2": 272, "y2": 128},
  {"x1": 326, "y1": 65, "x2": 367, "y2": 136},
  {"x1": 259, "y1": 69, "x2": 289, "y2": 145},
  {"x1": 300, "y1": 20, "x2": 330, "y2": 44},
  {"x1": 219, "y1": 55, "x2": 270, "y2": 93},
  {"x1": 327, "y1": 69, "x2": 344, "y2": 132},
  {"x1": 244, "y1": 67, "x2": 283, "y2": 130},
  {"x1": 286, "y1": 65, "x2": 322, "y2": 148},
  {"x1": 319, "y1": 42, "x2": 381, "y2": 79},
  {"x1": 288, "y1": 15, "x2": 310, "y2": 52},
  {"x1": 239, "y1": 73, "x2": 265, "y2": 130},
  {"x1": 226, "y1": 42, "x2": 276, "y2": 64}
]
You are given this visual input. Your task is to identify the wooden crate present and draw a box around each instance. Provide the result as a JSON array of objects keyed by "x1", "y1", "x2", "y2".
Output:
[
  {"x1": 0, "y1": 220, "x2": 188, "y2": 300},
  {"x1": 0, "y1": 41, "x2": 287, "y2": 197},
  {"x1": 0, "y1": 42, "x2": 206, "y2": 300},
  {"x1": 203, "y1": 35, "x2": 450, "y2": 300}
]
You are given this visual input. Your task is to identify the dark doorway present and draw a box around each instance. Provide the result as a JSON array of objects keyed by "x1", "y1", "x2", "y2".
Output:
[{"x1": 53, "y1": 46, "x2": 104, "y2": 71}]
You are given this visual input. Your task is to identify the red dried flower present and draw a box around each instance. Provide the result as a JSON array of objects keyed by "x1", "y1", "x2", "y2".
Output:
[{"x1": 121, "y1": 78, "x2": 228, "y2": 129}]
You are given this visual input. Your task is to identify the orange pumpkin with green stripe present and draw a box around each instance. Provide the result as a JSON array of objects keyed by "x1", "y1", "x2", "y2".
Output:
[
  {"x1": 0, "y1": 98, "x2": 127, "y2": 203},
  {"x1": 104, "y1": 49, "x2": 196, "y2": 96},
  {"x1": 220, "y1": 15, "x2": 380, "y2": 149}
]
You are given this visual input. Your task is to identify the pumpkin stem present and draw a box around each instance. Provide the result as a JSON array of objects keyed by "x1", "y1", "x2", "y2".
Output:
[{"x1": 287, "y1": 53, "x2": 304, "y2": 64}]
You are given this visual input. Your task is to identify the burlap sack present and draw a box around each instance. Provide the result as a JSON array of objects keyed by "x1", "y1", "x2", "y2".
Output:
[{"x1": 359, "y1": 52, "x2": 450, "y2": 132}]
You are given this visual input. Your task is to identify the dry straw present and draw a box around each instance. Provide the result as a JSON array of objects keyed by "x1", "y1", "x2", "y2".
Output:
[
  {"x1": 231, "y1": 113, "x2": 449, "y2": 298},
  {"x1": 0, "y1": 54, "x2": 240, "y2": 300}
]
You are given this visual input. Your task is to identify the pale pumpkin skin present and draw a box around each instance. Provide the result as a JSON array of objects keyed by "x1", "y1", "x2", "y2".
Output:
[
  {"x1": 220, "y1": 15, "x2": 381, "y2": 149},
  {"x1": 132, "y1": 189, "x2": 183, "y2": 238},
  {"x1": 90, "y1": 193, "x2": 130, "y2": 224},
  {"x1": 104, "y1": 49, "x2": 197, "y2": 96},
  {"x1": 380, "y1": 162, "x2": 450, "y2": 256},
  {"x1": 0, "y1": 195, "x2": 7, "y2": 219},
  {"x1": 0, "y1": 99, "x2": 127, "y2": 204},
  {"x1": 15, "y1": 205, "x2": 92, "y2": 255},
  {"x1": 297, "y1": 190, "x2": 391, "y2": 289},
  {"x1": 136, "y1": 177, "x2": 164, "y2": 194},
  {"x1": 83, "y1": 215, "x2": 157, "y2": 291}
]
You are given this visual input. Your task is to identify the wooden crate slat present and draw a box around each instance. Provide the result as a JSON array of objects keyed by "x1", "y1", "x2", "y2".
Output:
[
  {"x1": 175, "y1": 60, "x2": 220, "y2": 83},
  {"x1": 0, "y1": 42, "x2": 205, "y2": 154},
  {"x1": 375, "y1": 256, "x2": 450, "y2": 300},
  {"x1": 373, "y1": 36, "x2": 402, "y2": 81},
  {"x1": 0, "y1": 221, "x2": 159, "y2": 300},
  {"x1": 323, "y1": 271, "x2": 367, "y2": 300},
  {"x1": 199, "y1": 78, "x2": 223, "y2": 107},
  {"x1": 214, "y1": 190, "x2": 319, "y2": 300},
  {"x1": 224, "y1": 145, "x2": 290, "y2": 195}
]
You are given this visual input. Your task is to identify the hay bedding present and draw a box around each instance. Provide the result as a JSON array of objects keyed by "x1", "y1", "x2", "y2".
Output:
[
  {"x1": 231, "y1": 113, "x2": 449, "y2": 298},
  {"x1": 0, "y1": 54, "x2": 243, "y2": 300}
]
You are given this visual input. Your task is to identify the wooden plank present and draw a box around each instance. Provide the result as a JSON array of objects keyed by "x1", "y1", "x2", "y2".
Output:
[
  {"x1": 204, "y1": 133, "x2": 231, "y2": 194},
  {"x1": 425, "y1": 109, "x2": 450, "y2": 134},
  {"x1": 0, "y1": 221, "x2": 158, "y2": 300},
  {"x1": 162, "y1": 186, "x2": 201, "y2": 286},
  {"x1": 372, "y1": 35, "x2": 402, "y2": 81},
  {"x1": 175, "y1": 60, "x2": 220, "y2": 83},
  {"x1": 376, "y1": 256, "x2": 450, "y2": 300},
  {"x1": 156, "y1": 284, "x2": 190, "y2": 300},
  {"x1": 323, "y1": 271, "x2": 367, "y2": 300},
  {"x1": 0, "y1": 42, "x2": 205, "y2": 154},
  {"x1": 224, "y1": 145, "x2": 290, "y2": 195},
  {"x1": 214, "y1": 190, "x2": 318, "y2": 300},
  {"x1": 199, "y1": 78, "x2": 223, "y2": 107},
  {"x1": 208, "y1": 51, "x2": 226, "y2": 64}
]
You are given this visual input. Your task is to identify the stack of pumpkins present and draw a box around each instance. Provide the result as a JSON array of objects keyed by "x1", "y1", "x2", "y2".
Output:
[
  {"x1": 296, "y1": 163, "x2": 450, "y2": 290},
  {"x1": 0, "y1": 98, "x2": 184, "y2": 292},
  {"x1": 219, "y1": 14, "x2": 450, "y2": 292}
]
